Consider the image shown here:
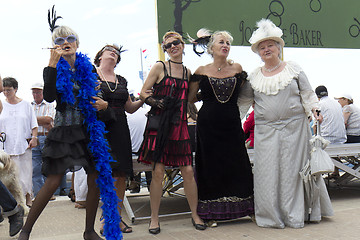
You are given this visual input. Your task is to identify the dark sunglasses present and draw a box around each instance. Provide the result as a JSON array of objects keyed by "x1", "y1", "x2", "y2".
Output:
[
  {"x1": 54, "y1": 35, "x2": 77, "y2": 45},
  {"x1": 163, "y1": 39, "x2": 181, "y2": 50},
  {"x1": 102, "y1": 46, "x2": 120, "y2": 56}
]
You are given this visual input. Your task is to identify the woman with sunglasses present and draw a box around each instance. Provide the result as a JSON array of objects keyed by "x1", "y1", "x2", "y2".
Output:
[
  {"x1": 18, "y1": 26, "x2": 109, "y2": 240},
  {"x1": 91, "y1": 44, "x2": 145, "y2": 235},
  {"x1": 188, "y1": 29, "x2": 254, "y2": 226},
  {"x1": 138, "y1": 31, "x2": 206, "y2": 234}
]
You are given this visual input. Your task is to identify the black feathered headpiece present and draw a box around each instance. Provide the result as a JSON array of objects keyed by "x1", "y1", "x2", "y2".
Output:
[
  {"x1": 192, "y1": 36, "x2": 211, "y2": 56},
  {"x1": 189, "y1": 28, "x2": 212, "y2": 56},
  {"x1": 48, "y1": 5, "x2": 62, "y2": 32}
]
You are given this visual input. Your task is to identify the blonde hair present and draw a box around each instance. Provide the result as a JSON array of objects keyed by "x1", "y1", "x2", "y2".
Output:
[
  {"x1": 207, "y1": 31, "x2": 233, "y2": 56},
  {"x1": 51, "y1": 26, "x2": 80, "y2": 47},
  {"x1": 162, "y1": 31, "x2": 185, "y2": 51}
]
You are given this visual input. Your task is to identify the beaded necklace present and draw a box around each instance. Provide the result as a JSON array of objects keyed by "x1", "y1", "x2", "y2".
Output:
[{"x1": 97, "y1": 67, "x2": 118, "y2": 92}]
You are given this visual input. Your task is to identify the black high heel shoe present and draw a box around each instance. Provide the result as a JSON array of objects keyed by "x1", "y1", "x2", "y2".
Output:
[
  {"x1": 148, "y1": 221, "x2": 161, "y2": 234},
  {"x1": 192, "y1": 218, "x2": 207, "y2": 230}
]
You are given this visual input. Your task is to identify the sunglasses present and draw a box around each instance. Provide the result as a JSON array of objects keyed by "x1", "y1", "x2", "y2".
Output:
[
  {"x1": 163, "y1": 39, "x2": 181, "y2": 50},
  {"x1": 102, "y1": 46, "x2": 120, "y2": 56},
  {"x1": 54, "y1": 35, "x2": 77, "y2": 45}
]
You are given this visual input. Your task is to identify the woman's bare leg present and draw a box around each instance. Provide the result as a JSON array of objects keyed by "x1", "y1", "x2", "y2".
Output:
[
  {"x1": 149, "y1": 163, "x2": 165, "y2": 229},
  {"x1": 83, "y1": 172, "x2": 102, "y2": 240},
  {"x1": 180, "y1": 165, "x2": 204, "y2": 225},
  {"x1": 113, "y1": 176, "x2": 132, "y2": 232}
]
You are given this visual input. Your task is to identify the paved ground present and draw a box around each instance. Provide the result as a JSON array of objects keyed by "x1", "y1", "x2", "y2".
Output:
[{"x1": 1, "y1": 181, "x2": 360, "y2": 240}]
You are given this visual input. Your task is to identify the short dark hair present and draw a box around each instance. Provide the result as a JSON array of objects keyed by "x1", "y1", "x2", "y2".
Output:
[
  {"x1": 2, "y1": 77, "x2": 18, "y2": 89},
  {"x1": 315, "y1": 85, "x2": 328, "y2": 98}
]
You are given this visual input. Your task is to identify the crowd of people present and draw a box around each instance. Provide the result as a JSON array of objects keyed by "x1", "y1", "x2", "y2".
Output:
[{"x1": 0, "y1": 14, "x2": 357, "y2": 239}]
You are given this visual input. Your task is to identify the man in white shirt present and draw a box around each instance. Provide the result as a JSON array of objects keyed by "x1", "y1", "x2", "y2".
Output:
[
  {"x1": 31, "y1": 83, "x2": 56, "y2": 197},
  {"x1": 315, "y1": 85, "x2": 347, "y2": 144},
  {"x1": 315, "y1": 85, "x2": 346, "y2": 179}
]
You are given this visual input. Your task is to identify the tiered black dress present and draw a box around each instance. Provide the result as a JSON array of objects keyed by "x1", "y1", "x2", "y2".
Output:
[
  {"x1": 41, "y1": 67, "x2": 95, "y2": 176},
  {"x1": 98, "y1": 76, "x2": 133, "y2": 176},
  {"x1": 191, "y1": 72, "x2": 254, "y2": 220}
]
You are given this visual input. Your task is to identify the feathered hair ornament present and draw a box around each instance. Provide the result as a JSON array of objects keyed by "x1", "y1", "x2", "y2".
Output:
[
  {"x1": 188, "y1": 28, "x2": 212, "y2": 56},
  {"x1": 249, "y1": 18, "x2": 285, "y2": 53},
  {"x1": 48, "y1": 5, "x2": 62, "y2": 32},
  {"x1": 113, "y1": 44, "x2": 127, "y2": 55}
]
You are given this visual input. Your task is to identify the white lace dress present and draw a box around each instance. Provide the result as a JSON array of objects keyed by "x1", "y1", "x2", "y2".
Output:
[{"x1": 238, "y1": 61, "x2": 333, "y2": 228}]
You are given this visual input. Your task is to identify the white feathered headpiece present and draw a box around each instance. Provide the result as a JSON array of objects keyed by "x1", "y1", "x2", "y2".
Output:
[{"x1": 249, "y1": 19, "x2": 285, "y2": 53}]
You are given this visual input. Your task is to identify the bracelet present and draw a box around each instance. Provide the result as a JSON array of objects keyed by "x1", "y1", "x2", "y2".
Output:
[{"x1": 32, "y1": 136, "x2": 38, "y2": 139}]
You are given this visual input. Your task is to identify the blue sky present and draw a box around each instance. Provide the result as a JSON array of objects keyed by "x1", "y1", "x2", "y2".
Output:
[{"x1": 1, "y1": 0, "x2": 359, "y2": 104}]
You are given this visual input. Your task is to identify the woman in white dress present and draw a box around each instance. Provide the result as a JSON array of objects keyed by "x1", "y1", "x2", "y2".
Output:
[
  {"x1": 0, "y1": 77, "x2": 38, "y2": 207},
  {"x1": 238, "y1": 19, "x2": 333, "y2": 228}
]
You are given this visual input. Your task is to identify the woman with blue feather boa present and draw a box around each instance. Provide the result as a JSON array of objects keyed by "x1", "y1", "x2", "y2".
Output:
[{"x1": 18, "y1": 25, "x2": 121, "y2": 240}]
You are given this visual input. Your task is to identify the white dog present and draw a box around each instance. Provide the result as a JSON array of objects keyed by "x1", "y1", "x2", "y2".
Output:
[{"x1": 0, "y1": 150, "x2": 29, "y2": 215}]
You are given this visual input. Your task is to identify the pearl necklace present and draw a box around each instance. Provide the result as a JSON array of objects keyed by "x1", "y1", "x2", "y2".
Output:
[
  {"x1": 264, "y1": 61, "x2": 282, "y2": 72},
  {"x1": 97, "y1": 67, "x2": 118, "y2": 92}
]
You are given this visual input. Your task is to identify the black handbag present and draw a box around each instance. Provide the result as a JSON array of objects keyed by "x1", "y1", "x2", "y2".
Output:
[{"x1": 146, "y1": 113, "x2": 161, "y2": 131}]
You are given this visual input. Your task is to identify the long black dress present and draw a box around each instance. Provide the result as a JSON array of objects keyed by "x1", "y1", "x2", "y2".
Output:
[
  {"x1": 98, "y1": 76, "x2": 133, "y2": 177},
  {"x1": 191, "y1": 72, "x2": 254, "y2": 220}
]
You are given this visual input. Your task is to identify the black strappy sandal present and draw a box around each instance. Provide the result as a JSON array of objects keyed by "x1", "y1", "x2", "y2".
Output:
[{"x1": 120, "y1": 220, "x2": 133, "y2": 233}]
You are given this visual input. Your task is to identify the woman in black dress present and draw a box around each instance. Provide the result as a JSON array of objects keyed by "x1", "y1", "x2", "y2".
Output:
[
  {"x1": 92, "y1": 44, "x2": 145, "y2": 234},
  {"x1": 188, "y1": 29, "x2": 254, "y2": 226}
]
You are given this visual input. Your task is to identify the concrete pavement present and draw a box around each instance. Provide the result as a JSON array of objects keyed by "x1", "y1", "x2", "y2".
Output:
[{"x1": 1, "y1": 182, "x2": 360, "y2": 240}]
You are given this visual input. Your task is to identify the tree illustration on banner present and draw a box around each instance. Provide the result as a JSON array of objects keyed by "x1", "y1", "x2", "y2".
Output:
[{"x1": 173, "y1": 0, "x2": 201, "y2": 35}]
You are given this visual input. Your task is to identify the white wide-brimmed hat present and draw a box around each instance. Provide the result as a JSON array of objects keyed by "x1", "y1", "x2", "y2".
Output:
[
  {"x1": 249, "y1": 19, "x2": 285, "y2": 53},
  {"x1": 335, "y1": 93, "x2": 353, "y2": 101}
]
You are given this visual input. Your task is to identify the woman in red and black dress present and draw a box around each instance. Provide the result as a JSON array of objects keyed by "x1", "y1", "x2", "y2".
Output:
[{"x1": 138, "y1": 31, "x2": 206, "y2": 234}]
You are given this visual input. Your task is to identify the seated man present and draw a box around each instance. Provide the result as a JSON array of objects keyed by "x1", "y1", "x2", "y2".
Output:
[
  {"x1": 315, "y1": 85, "x2": 347, "y2": 178},
  {"x1": 316, "y1": 85, "x2": 347, "y2": 144}
]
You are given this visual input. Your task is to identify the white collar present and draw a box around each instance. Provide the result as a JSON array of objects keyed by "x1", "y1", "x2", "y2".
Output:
[{"x1": 249, "y1": 61, "x2": 302, "y2": 95}]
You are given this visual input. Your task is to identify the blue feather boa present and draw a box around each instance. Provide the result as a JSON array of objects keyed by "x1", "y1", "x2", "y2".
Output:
[{"x1": 56, "y1": 52, "x2": 122, "y2": 240}]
